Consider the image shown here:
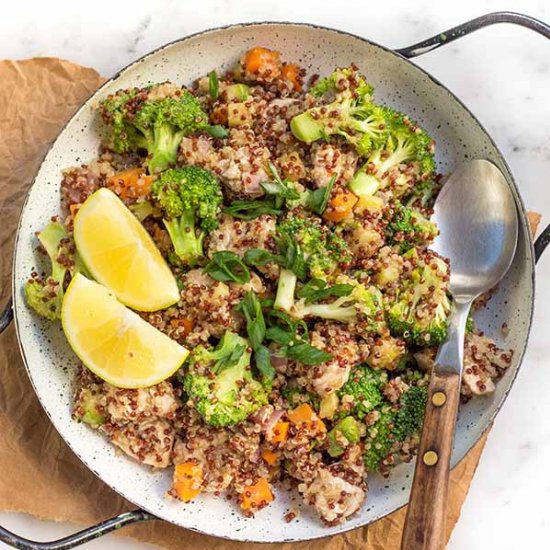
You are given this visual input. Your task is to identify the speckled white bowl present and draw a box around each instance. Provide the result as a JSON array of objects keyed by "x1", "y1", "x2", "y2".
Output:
[{"x1": 12, "y1": 23, "x2": 534, "y2": 543}]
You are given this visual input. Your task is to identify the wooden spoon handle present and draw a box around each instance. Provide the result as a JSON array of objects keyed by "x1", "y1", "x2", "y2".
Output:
[{"x1": 401, "y1": 370, "x2": 462, "y2": 550}]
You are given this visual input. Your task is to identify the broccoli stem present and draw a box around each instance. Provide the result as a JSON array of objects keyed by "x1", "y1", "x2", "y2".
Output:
[
  {"x1": 226, "y1": 83, "x2": 251, "y2": 101},
  {"x1": 25, "y1": 222, "x2": 70, "y2": 320},
  {"x1": 163, "y1": 210, "x2": 203, "y2": 265},
  {"x1": 274, "y1": 268, "x2": 297, "y2": 312},
  {"x1": 349, "y1": 171, "x2": 380, "y2": 197},
  {"x1": 148, "y1": 123, "x2": 185, "y2": 173},
  {"x1": 377, "y1": 138, "x2": 413, "y2": 175},
  {"x1": 38, "y1": 224, "x2": 69, "y2": 292},
  {"x1": 295, "y1": 296, "x2": 357, "y2": 322},
  {"x1": 290, "y1": 112, "x2": 324, "y2": 144}
]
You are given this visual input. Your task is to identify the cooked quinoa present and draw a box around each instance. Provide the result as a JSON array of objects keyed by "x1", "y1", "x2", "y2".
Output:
[{"x1": 27, "y1": 46, "x2": 513, "y2": 526}]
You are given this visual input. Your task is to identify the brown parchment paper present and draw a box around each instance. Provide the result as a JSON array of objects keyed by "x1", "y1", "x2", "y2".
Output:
[{"x1": 0, "y1": 58, "x2": 540, "y2": 550}]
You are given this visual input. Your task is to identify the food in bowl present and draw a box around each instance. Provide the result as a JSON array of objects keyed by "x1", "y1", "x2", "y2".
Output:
[{"x1": 24, "y1": 47, "x2": 513, "y2": 525}]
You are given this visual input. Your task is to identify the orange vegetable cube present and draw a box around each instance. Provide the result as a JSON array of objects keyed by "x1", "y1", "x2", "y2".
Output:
[
  {"x1": 243, "y1": 47, "x2": 281, "y2": 78},
  {"x1": 170, "y1": 317, "x2": 194, "y2": 336},
  {"x1": 266, "y1": 421, "x2": 289, "y2": 444},
  {"x1": 281, "y1": 63, "x2": 302, "y2": 91},
  {"x1": 323, "y1": 189, "x2": 358, "y2": 222},
  {"x1": 107, "y1": 168, "x2": 153, "y2": 199},
  {"x1": 287, "y1": 403, "x2": 326, "y2": 433},
  {"x1": 240, "y1": 478, "x2": 274, "y2": 511},
  {"x1": 173, "y1": 461, "x2": 203, "y2": 502},
  {"x1": 261, "y1": 450, "x2": 278, "y2": 466}
]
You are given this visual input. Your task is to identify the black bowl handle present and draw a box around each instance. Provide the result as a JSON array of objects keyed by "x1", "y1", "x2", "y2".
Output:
[
  {"x1": 1, "y1": 11, "x2": 549, "y2": 549},
  {"x1": 395, "y1": 11, "x2": 550, "y2": 58},
  {"x1": 0, "y1": 297, "x2": 13, "y2": 334},
  {"x1": 396, "y1": 11, "x2": 550, "y2": 264},
  {"x1": 0, "y1": 510, "x2": 155, "y2": 550}
]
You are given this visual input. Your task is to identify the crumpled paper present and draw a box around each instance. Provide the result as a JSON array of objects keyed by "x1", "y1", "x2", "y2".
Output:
[{"x1": 0, "y1": 57, "x2": 538, "y2": 550}]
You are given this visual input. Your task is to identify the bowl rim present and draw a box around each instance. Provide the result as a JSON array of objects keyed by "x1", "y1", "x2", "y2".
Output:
[{"x1": 11, "y1": 20, "x2": 536, "y2": 542}]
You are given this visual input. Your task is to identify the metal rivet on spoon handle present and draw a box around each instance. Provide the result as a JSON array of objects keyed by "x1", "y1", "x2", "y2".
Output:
[{"x1": 401, "y1": 160, "x2": 518, "y2": 550}]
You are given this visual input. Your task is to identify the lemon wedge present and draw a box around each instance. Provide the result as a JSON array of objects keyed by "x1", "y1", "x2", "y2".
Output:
[
  {"x1": 62, "y1": 274, "x2": 188, "y2": 388},
  {"x1": 73, "y1": 188, "x2": 179, "y2": 311}
]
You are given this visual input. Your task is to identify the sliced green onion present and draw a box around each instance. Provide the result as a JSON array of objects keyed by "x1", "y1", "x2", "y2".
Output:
[
  {"x1": 208, "y1": 70, "x2": 219, "y2": 100},
  {"x1": 203, "y1": 251, "x2": 250, "y2": 284},
  {"x1": 224, "y1": 199, "x2": 281, "y2": 219},
  {"x1": 285, "y1": 341, "x2": 332, "y2": 365}
]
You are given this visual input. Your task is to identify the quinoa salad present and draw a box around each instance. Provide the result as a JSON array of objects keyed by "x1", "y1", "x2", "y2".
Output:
[{"x1": 25, "y1": 47, "x2": 513, "y2": 526}]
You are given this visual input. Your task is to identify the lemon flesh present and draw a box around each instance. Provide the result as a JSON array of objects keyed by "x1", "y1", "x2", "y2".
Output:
[
  {"x1": 73, "y1": 188, "x2": 179, "y2": 311},
  {"x1": 62, "y1": 274, "x2": 188, "y2": 388}
]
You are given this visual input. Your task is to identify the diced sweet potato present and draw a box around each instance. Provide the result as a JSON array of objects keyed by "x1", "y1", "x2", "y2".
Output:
[
  {"x1": 266, "y1": 421, "x2": 289, "y2": 444},
  {"x1": 261, "y1": 450, "x2": 278, "y2": 466},
  {"x1": 287, "y1": 403, "x2": 326, "y2": 433},
  {"x1": 281, "y1": 63, "x2": 302, "y2": 91},
  {"x1": 240, "y1": 478, "x2": 274, "y2": 511},
  {"x1": 243, "y1": 47, "x2": 281, "y2": 78},
  {"x1": 173, "y1": 461, "x2": 203, "y2": 502},
  {"x1": 170, "y1": 317, "x2": 194, "y2": 336},
  {"x1": 107, "y1": 168, "x2": 153, "y2": 199},
  {"x1": 324, "y1": 189, "x2": 358, "y2": 222}
]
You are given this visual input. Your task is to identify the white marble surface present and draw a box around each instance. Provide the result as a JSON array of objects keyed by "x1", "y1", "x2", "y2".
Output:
[{"x1": 1, "y1": 0, "x2": 549, "y2": 548}]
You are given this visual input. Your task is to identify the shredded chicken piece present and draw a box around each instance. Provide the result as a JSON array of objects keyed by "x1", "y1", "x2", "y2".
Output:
[
  {"x1": 104, "y1": 419, "x2": 175, "y2": 468},
  {"x1": 303, "y1": 468, "x2": 365, "y2": 525},
  {"x1": 310, "y1": 143, "x2": 357, "y2": 188},
  {"x1": 206, "y1": 214, "x2": 276, "y2": 257},
  {"x1": 462, "y1": 333, "x2": 513, "y2": 396},
  {"x1": 302, "y1": 322, "x2": 361, "y2": 395},
  {"x1": 105, "y1": 381, "x2": 179, "y2": 423},
  {"x1": 178, "y1": 268, "x2": 242, "y2": 342}
]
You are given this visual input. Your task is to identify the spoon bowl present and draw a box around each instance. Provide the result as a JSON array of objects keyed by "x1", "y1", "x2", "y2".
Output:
[{"x1": 431, "y1": 159, "x2": 519, "y2": 302}]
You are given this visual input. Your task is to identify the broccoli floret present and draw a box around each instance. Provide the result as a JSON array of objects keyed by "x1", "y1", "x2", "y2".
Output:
[
  {"x1": 276, "y1": 269, "x2": 384, "y2": 325},
  {"x1": 344, "y1": 278, "x2": 385, "y2": 325},
  {"x1": 363, "y1": 404, "x2": 396, "y2": 472},
  {"x1": 292, "y1": 101, "x2": 388, "y2": 156},
  {"x1": 279, "y1": 214, "x2": 352, "y2": 279},
  {"x1": 273, "y1": 214, "x2": 352, "y2": 313},
  {"x1": 151, "y1": 166, "x2": 223, "y2": 266},
  {"x1": 100, "y1": 84, "x2": 210, "y2": 173},
  {"x1": 327, "y1": 416, "x2": 362, "y2": 457},
  {"x1": 363, "y1": 386, "x2": 428, "y2": 472},
  {"x1": 25, "y1": 222, "x2": 89, "y2": 321},
  {"x1": 292, "y1": 293, "x2": 358, "y2": 322},
  {"x1": 370, "y1": 110, "x2": 435, "y2": 175},
  {"x1": 292, "y1": 282, "x2": 383, "y2": 323},
  {"x1": 98, "y1": 88, "x2": 148, "y2": 154},
  {"x1": 387, "y1": 251, "x2": 451, "y2": 346},
  {"x1": 291, "y1": 67, "x2": 388, "y2": 156},
  {"x1": 386, "y1": 205, "x2": 438, "y2": 252},
  {"x1": 308, "y1": 67, "x2": 374, "y2": 99},
  {"x1": 183, "y1": 332, "x2": 267, "y2": 427},
  {"x1": 353, "y1": 109, "x2": 435, "y2": 200},
  {"x1": 393, "y1": 385, "x2": 428, "y2": 441},
  {"x1": 366, "y1": 336, "x2": 409, "y2": 371},
  {"x1": 337, "y1": 364, "x2": 387, "y2": 419},
  {"x1": 76, "y1": 388, "x2": 107, "y2": 427}
]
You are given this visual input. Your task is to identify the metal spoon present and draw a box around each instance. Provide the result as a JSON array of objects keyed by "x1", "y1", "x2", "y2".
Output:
[{"x1": 401, "y1": 159, "x2": 518, "y2": 550}]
